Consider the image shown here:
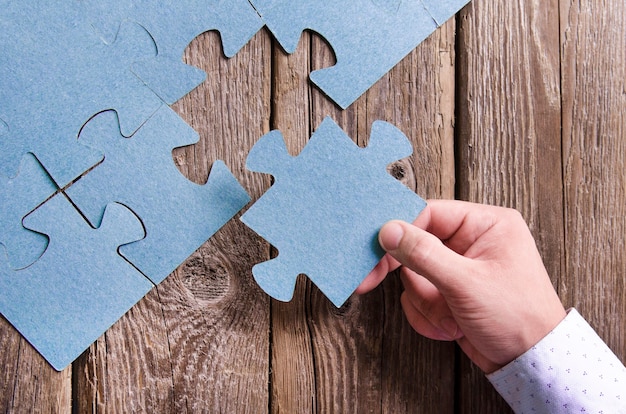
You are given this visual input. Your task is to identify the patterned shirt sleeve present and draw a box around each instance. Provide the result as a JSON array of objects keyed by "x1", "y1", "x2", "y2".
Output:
[{"x1": 486, "y1": 308, "x2": 626, "y2": 413}]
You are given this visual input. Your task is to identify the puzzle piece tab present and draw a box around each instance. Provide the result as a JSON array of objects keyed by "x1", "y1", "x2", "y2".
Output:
[
  {"x1": 249, "y1": 0, "x2": 468, "y2": 108},
  {"x1": 0, "y1": 193, "x2": 154, "y2": 370},
  {"x1": 0, "y1": 2, "x2": 164, "y2": 186},
  {"x1": 81, "y1": 0, "x2": 264, "y2": 104},
  {"x1": 66, "y1": 106, "x2": 250, "y2": 285},
  {"x1": 240, "y1": 117, "x2": 426, "y2": 307},
  {"x1": 0, "y1": 154, "x2": 57, "y2": 269}
]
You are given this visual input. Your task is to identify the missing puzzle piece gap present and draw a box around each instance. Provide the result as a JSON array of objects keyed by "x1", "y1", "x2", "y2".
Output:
[
  {"x1": 249, "y1": 0, "x2": 469, "y2": 108},
  {"x1": 241, "y1": 117, "x2": 426, "y2": 307}
]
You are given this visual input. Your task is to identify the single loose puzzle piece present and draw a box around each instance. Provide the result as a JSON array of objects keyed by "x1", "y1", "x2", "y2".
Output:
[
  {"x1": 0, "y1": 193, "x2": 154, "y2": 371},
  {"x1": 0, "y1": 154, "x2": 57, "y2": 269},
  {"x1": 0, "y1": 2, "x2": 164, "y2": 186},
  {"x1": 66, "y1": 106, "x2": 250, "y2": 285},
  {"x1": 240, "y1": 117, "x2": 427, "y2": 307},
  {"x1": 80, "y1": 0, "x2": 264, "y2": 104},
  {"x1": 248, "y1": 0, "x2": 469, "y2": 108}
]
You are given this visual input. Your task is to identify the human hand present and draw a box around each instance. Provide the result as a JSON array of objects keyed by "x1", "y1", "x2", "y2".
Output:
[{"x1": 357, "y1": 199, "x2": 567, "y2": 373}]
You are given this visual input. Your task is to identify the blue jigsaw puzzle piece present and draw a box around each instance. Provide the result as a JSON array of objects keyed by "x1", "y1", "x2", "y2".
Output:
[
  {"x1": 0, "y1": 2, "x2": 164, "y2": 186},
  {"x1": 0, "y1": 154, "x2": 57, "y2": 269},
  {"x1": 81, "y1": 0, "x2": 264, "y2": 104},
  {"x1": 249, "y1": 0, "x2": 468, "y2": 108},
  {"x1": 0, "y1": 118, "x2": 7, "y2": 137},
  {"x1": 240, "y1": 117, "x2": 426, "y2": 307},
  {"x1": 65, "y1": 106, "x2": 250, "y2": 284},
  {"x1": 0, "y1": 193, "x2": 154, "y2": 371}
]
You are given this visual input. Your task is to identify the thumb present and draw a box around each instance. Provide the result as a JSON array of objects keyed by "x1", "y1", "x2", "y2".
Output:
[{"x1": 378, "y1": 220, "x2": 469, "y2": 293}]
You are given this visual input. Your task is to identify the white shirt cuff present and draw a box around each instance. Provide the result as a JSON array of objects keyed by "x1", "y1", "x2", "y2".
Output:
[{"x1": 487, "y1": 308, "x2": 626, "y2": 413}]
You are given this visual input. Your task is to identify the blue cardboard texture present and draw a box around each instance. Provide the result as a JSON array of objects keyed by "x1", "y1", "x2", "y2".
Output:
[
  {"x1": 422, "y1": 0, "x2": 471, "y2": 25},
  {"x1": 240, "y1": 117, "x2": 427, "y2": 307},
  {"x1": 0, "y1": 193, "x2": 154, "y2": 371},
  {"x1": 0, "y1": 154, "x2": 57, "y2": 270},
  {"x1": 249, "y1": 0, "x2": 440, "y2": 109},
  {"x1": 0, "y1": 118, "x2": 7, "y2": 137},
  {"x1": 81, "y1": 0, "x2": 264, "y2": 104},
  {"x1": 65, "y1": 106, "x2": 250, "y2": 285},
  {"x1": 0, "y1": 2, "x2": 163, "y2": 186}
]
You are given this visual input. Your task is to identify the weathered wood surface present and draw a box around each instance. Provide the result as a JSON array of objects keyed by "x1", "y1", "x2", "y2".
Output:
[
  {"x1": 1, "y1": 1, "x2": 625, "y2": 412},
  {"x1": 456, "y1": 0, "x2": 564, "y2": 411}
]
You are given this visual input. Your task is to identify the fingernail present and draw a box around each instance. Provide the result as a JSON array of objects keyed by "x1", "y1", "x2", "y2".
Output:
[
  {"x1": 380, "y1": 221, "x2": 404, "y2": 251},
  {"x1": 440, "y1": 317, "x2": 460, "y2": 340}
]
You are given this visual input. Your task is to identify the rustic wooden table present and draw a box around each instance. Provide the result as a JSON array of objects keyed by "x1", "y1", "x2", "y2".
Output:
[{"x1": 1, "y1": 1, "x2": 624, "y2": 412}]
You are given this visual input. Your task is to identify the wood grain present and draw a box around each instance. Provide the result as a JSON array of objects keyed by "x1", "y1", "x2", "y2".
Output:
[
  {"x1": 268, "y1": 31, "x2": 317, "y2": 414},
  {"x1": 560, "y1": 0, "x2": 626, "y2": 360},
  {"x1": 456, "y1": 0, "x2": 563, "y2": 411},
  {"x1": 1, "y1": 2, "x2": 625, "y2": 412},
  {"x1": 267, "y1": 18, "x2": 458, "y2": 411},
  {"x1": 71, "y1": 30, "x2": 273, "y2": 413},
  {"x1": 0, "y1": 316, "x2": 71, "y2": 413}
]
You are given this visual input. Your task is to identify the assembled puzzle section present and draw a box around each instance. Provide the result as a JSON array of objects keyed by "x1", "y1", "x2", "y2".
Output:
[
  {"x1": 65, "y1": 106, "x2": 250, "y2": 285},
  {"x1": 0, "y1": 154, "x2": 57, "y2": 270},
  {"x1": 0, "y1": 193, "x2": 154, "y2": 371},
  {"x1": 249, "y1": 0, "x2": 470, "y2": 108},
  {"x1": 241, "y1": 117, "x2": 427, "y2": 307},
  {"x1": 0, "y1": 2, "x2": 165, "y2": 186},
  {"x1": 80, "y1": 0, "x2": 264, "y2": 104}
]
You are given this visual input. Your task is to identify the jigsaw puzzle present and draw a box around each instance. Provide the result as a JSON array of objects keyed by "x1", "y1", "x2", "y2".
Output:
[
  {"x1": 80, "y1": 0, "x2": 264, "y2": 104},
  {"x1": 65, "y1": 106, "x2": 250, "y2": 284},
  {"x1": 0, "y1": 154, "x2": 57, "y2": 270},
  {"x1": 0, "y1": 2, "x2": 165, "y2": 186},
  {"x1": 249, "y1": 0, "x2": 470, "y2": 108},
  {"x1": 0, "y1": 193, "x2": 154, "y2": 371},
  {"x1": 240, "y1": 117, "x2": 427, "y2": 307}
]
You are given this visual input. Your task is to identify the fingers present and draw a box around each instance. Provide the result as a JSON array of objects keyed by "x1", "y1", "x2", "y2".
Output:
[
  {"x1": 422, "y1": 200, "x2": 502, "y2": 256},
  {"x1": 354, "y1": 254, "x2": 399, "y2": 294},
  {"x1": 356, "y1": 205, "x2": 429, "y2": 294},
  {"x1": 378, "y1": 219, "x2": 470, "y2": 293},
  {"x1": 400, "y1": 267, "x2": 463, "y2": 341}
]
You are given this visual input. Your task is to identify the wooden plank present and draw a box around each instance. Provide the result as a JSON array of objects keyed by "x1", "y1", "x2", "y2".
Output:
[
  {"x1": 455, "y1": 0, "x2": 563, "y2": 412},
  {"x1": 372, "y1": 22, "x2": 458, "y2": 414},
  {"x1": 72, "y1": 30, "x2": 273, "y2": 413},
  {"x1": 268, "y1": 32, "x2": 317, "y2": 414},
  {"x1": 0, "y1": 316, "x2": 71, "y2": 413},
  {"x1": 164, "y1": 29, "x2": 272, "y2": 413},
  {"x1": 72, "y1": 290, "x2": 176, "y2": 412},
  {"x1": 560, "y1": 0, "x2": 626, "y2": 360},
  {"x1": 268, "y1": 18, "x2": 457, "y2": 410}
]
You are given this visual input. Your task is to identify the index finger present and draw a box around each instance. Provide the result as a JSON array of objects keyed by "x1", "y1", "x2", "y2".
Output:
[{"x1": 420, "y1": 199, "x2": 502, "y2": 256}]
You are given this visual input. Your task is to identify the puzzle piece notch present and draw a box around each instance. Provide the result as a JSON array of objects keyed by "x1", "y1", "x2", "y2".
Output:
[
  {"x1": 80, "y1": 0, "x2": 265, "y2": 104},
  {"x1": 251, "y1": 0, "x2": 441, "y2": 108},
  {"x1": 0, "y1": 193, "x2": 153, "y2": 370},
  {"x1": 241, "y1": 117, "x2": 426, "y2": 307},
  {"x1": 66, "y1": 106, "x2": 250, "y2": 285},
  {"x1": 0, "y1": 153, "x2": 57, "y2": 270},
  {"x1": 0, "y1": 3, "x2": 163, "y2": 186}
]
